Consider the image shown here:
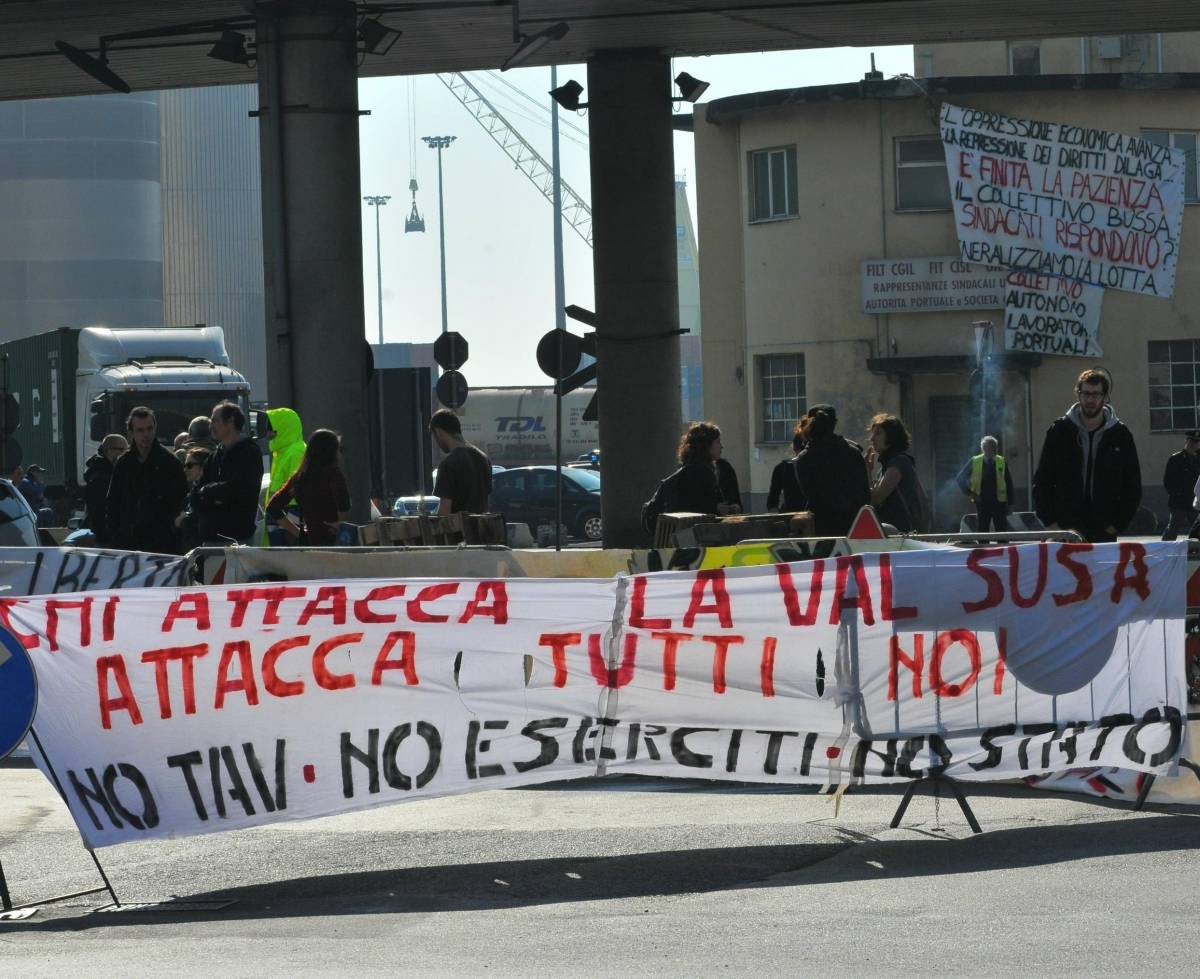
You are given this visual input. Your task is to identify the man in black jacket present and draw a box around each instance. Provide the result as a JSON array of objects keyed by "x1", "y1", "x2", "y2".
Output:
[
  {"x1": 1033, "y1": 369, "x2": 1142, "y2": 543},
  {"x1": 197, "y1": 401, "x2": 264, "y2": 544},
  {"x1": 794, "y1": 404, "x2": 869, "y2": 536},
  {"x1": 106, "y1": 408, "x2": 187, "y2": 554},
  {"x1": 1162, "y1": 430, "x2": 1200, "y2": 539}
]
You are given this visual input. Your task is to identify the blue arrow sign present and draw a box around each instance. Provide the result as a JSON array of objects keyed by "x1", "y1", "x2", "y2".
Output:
[{"x1": 0, "y1": 626, "x2": 36, "y2": 761}]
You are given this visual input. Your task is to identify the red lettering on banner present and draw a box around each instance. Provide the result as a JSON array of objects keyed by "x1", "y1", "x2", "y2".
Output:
[
  {"x1": 957, "y1": 149, "x2": 974, "y2": 179},
  {"x1": 879, "y1": 554, "x2": 918, "y2": 620},
  {"x1": 1008, "y1": 543, "x2": 1048, "y2": 608},
  {"x1": 227, "y1": 586, "x2": 306, "y2": 627},
  {"x1": 930, "y1": 629, "x2": 982, "y2": 697},
  {"x1": 650, "y1": 630, "x2": 691, "y2": 690},
  {"x1": 760, "y1": 636, "x2": 777, "y2": 697},
  {"x1": 962, "y1": 548, "x2": 1005, "y2": 613},
  {"x1": 161, "y1": 593, "x2": 211, "y2": 632},
  {"x1": 630, "y1": 576, "x2": 670, "y2": 630},
  {"x1": 1053, "y1": 543, "x2": 1094, "y2": 606},
  {"x1": 683, "y1": 570, "x2": 733, "y2": 629},
  {"x1": 298, "y1": 586, "x2": 348, "y2": 625},
  {"x1": 213, "y1": 640, "x2": 259, "y2": 708},
  {"x1": 102, "y1": 596, "x2": 118, "y2": 642},
  {"x1": 140, "y1": 643, "x2": 208, "y2": 718},
  {"x1": 588, "y1": 633, "x2": 638, "y2": 688},
  {"x1": 538, "y1": 632, "x2": 581, "y2": 688},
  {"x1": 829, "y1": 556, "x2": 874, "y2": 625},
  {"x1": 353, "y1": 584, "x2": 406, "y2": 623},
  {"x1": 702, "y1": 634, "x2": 745, "y2": 694},
  {"x1": 262, "y1": 635, "x2": 310, "y2": 697},
  {"x1": 312, "y1": 633, "x2": 361, "y2": 690},
  {"x1": 96, "y1": 655, "x2": 143, "y2": 729},
  {"x1": 45, "y1": 598, "x2": 93, "y2": 651},
  {"x1": 994, "y1": 626, "x2": 1008, "y2": 694},
  {"x1": 776, "y1": 561, "x2": 823, "y2": 626},
  {"x1": 888, "y1": 634, "x2": 924, "y2": 700},
  {"x1": 372, "y1": 630, "x2": 419, "y2": 686},
  {"x1": 407, "y1": 582, "x2": 459, "y2": 622},
  {"x1": 0, "y1": 600, "x2": 37, "y2": 649},
  {"x1": 459, "y1": 581, "x2": 509, "y2": 624},
  {"x1": 1111, "y1": 542, "x2": 1151, "y2": 603}
]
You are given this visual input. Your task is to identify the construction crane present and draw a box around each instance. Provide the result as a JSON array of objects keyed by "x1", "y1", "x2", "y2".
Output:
[{"x1": 435, "y1": 71, "x2": 593, "y2": 247}]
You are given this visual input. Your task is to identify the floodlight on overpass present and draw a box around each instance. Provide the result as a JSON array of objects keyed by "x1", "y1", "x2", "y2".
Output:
[{"x1": 502, "y1": 0, "x2": 568, "y2": 72}]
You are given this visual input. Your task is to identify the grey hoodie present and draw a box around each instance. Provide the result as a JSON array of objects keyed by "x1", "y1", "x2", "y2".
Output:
[{"x1": 1064, "y1": 401, "x2": 1121, "y2": 501}]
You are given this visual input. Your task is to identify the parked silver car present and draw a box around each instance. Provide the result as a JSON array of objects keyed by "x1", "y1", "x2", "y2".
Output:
[{"x1": 0, "y1": 478, "x2": 40, "y2": 546}]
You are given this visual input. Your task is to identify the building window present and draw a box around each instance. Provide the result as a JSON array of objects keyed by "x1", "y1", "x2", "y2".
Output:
[
  {"x1": 758, "y1": 354, "x2": 806, "y2": 443},
  {"x1": 895, "y1": 137, "x2": 951, "y2": 211},
  {"x1": 748, "y1": 146, "x2": 798, "y2": 222},
  {"x1": 1143, "y1": 130, "x2": 1198, "y2": 202},
  {"x1": 1008, "y1": 40, "x2": 1041, "y2": 75},
  {"x1": 1148, "y1": 340, "x2": 1200, "y2": 431},
  {"x1": 916, "y1": 51, "x2": 934, "y2": 78}
]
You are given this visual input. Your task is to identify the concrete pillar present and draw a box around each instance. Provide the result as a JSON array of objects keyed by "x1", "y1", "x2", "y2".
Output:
[
  {"x1": 255, "y1": 0, "x2": 371, "y2": 520},
  {"x1": 587, "y1": 50, "x2": 682, "y2": 546}
]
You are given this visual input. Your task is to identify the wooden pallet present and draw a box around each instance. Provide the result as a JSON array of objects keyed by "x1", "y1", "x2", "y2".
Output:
[{"x1": 357, "y1": 512, "x2": 506, "y2": 547}]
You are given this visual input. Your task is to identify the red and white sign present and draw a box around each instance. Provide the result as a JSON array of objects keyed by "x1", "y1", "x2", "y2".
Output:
[{"x1": 17, "y1": 542, "x2": 1188, "y2": 847}]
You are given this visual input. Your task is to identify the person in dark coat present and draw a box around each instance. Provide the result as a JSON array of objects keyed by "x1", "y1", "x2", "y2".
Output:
[
  {"x1": 266, "y1": 429, "x2": 352, "y2": 546},
  {"x1": 1162, "y1": 430, "x2": 1200, "y2": 540},
  {"x1": 106, "y1": 407, "x2": 187, "y2": 554},
  {"x1": 83, "y1": 434, "x2": 128, "y2": 543},
  {"x1": 867, "y1": 413, "x2": 924, "y2": 534},
  {"x1": 674, "y1": 422, "x2": 741, "y2": 515},
  {"x1": 1034, "y1": 368, "x2": 1142, "y2": 543},
  {"x1": 197, "y1": 401, "x2": 265, "y2": 545},
  {"x1": 767, "y1": 429, "x2": 807, "y2": 512},
  {"x1": 793, "y1": 404, "x2": 869, "y2": 536}
]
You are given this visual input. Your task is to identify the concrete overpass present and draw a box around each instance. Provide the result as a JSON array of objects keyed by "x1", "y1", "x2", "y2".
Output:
[{"x1": 4, "y1": 1, "x2": 1200, "y2": 542}]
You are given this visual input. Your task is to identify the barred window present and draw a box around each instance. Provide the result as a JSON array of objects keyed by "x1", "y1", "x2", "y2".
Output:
[
  {"x1": 758, "y1": 354, "x2": 806, "y2": 443},
  {"x1": 1148, "y1": 340, "x2": 1200, "y2": 431}
]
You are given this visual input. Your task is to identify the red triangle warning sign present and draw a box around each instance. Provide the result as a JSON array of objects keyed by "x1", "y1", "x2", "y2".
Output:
[{"x1": 847, "y1": 505, "x2": 887, "y2": 540}]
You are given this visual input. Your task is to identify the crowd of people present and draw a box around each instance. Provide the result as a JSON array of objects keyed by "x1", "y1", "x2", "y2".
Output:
[{"x1": 661, "y1": 368, "x2": 1158, "y2": 544}]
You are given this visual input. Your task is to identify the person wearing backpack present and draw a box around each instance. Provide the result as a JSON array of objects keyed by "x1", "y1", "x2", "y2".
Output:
[
  {"x1": 793, "y1": 404, "x2": 868, "y2": 536},
  {"x1": 865, "y1": 413, "x2": 926, "y2": 533}
]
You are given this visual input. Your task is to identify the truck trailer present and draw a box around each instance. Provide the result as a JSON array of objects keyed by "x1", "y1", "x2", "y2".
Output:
[{"x1": 0, "y1": 326, "x2": 251, "y2": 503}]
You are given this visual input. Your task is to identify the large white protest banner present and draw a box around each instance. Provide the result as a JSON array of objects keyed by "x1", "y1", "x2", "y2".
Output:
[
  {"x1": 0, "y1": 548, "x2": 188, "y2": 600},
  {"x1": 941, "y1": 103, "x2": 1187, "y2": 298},
  {"x1": 1004, "y1": 270, "x2": 1105, "y2": 357},
  {"x1": 16, "y1": 542, "x2": 1186, "y2": 847}
]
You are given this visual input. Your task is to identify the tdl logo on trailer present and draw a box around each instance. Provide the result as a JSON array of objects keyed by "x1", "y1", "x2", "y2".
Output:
[{"x1": 495, "y1": 416, "x2": 546, "y2": 433}]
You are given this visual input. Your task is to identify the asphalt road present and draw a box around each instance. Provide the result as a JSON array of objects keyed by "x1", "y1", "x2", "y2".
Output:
[{"x1": 2, "y1": 762, "x2": 1198, "y2": 977}]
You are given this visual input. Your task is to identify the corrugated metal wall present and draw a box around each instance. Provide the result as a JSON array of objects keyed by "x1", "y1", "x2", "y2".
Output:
[
  {"x1": 0, "y1": 93, "x2": 163, "y2": 337},
  {"x1": 160, "y1": 84, "x2": 267, "y2": 398}
]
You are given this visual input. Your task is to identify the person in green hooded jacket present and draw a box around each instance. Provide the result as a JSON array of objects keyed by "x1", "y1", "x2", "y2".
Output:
[{"x1": 263, "y1": 407, "x2": 306, "y2": 544}]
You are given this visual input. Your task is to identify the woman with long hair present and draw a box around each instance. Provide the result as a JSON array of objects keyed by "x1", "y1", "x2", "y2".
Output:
[
  {"x1": 673, "y1": 422, "x2": 741, "y2": 515},
  {"x1": 265, "y1": 428, "x2": 351, "y2": 546},
  {"x1": 865, "y1": 413, "x2": 922, "y2": 533}
]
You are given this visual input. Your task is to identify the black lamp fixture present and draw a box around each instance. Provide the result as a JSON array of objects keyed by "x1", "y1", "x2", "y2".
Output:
[
  {"x1": 207, "y1": 30, "x2": 251, "y2": 65},
  {"x1": 674, "y1": 71, "x2": 710, "y2": 103},
  {"x1": 549, "y1": 79, "x2": 585, "y2": 111},
  {"x1": 502, "y1": 0, "x2": 568, "y2": 72},
  {"x1": 358, "y1": 16, "x2": 401, "y2": 56},
  {"x1": 53, "y1": 40, "x2": 131, "y2": 94}
]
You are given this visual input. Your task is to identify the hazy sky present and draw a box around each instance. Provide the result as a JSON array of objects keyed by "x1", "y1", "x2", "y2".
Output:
[{"x1": 357, "y1": 45, "x2": 914, "y2": 387}]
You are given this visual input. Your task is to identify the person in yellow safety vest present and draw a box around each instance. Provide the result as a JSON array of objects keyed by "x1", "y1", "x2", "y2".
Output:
[
  {"x1": 262, "y1": 407, "x2": 306, "y2": 545},
  {"x1": 955, "y1": 435, "x2": 1015, "y2": 535}
]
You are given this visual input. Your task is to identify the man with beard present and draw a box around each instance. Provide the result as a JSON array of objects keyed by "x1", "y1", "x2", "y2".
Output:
[{"x1": 1033, "y1": 368, "x2": 1141, "y2": 543}]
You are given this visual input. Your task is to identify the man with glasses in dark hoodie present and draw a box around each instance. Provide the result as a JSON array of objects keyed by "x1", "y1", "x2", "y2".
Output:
[{"x1": 1033, "y1": 368, "x2": 1142, "y2": 543}]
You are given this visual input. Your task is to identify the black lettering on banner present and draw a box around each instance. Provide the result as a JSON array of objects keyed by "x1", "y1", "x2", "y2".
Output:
[
  {"x1": 853, "y1": 739, "x2": 902, "y2": 779},
  {"x1": 1016, "y1": 724, "x2": 1057, "y2": 770},
  {"x1": 756, "y1": 730, "x2": 800, "y2": 776},
  {"x1": 340, "y1": 729, "x2": 380, "y2": 798},
  {"x1": 624, "y1": 722, "x2": 641, "y2": 761},
  {"x1": 725, "y1": 729, "x2": 743, "y2": 773},
  {"x1": 670, "y1": 727, "x2": 717, "y2": 769},
  {"x1": 25, "y1": 550, "x2": 44, "y2": 594},
  {"x1": 970, "y1": 724, "x2": 1017, "y2": 772},
  {"x1": 1088, "y1": 713, "x2": 1135, "y2": 761},
  {"x1": 799, "y1": 732, "x2": 817, "y2": 776},
  {"x1": 927, "y1": 735, "x2": 952, "y2": 775},
  {"x1": 110, "y1": 554, "x2": 143, "y2": 591},
  {"x1": 1055, "y1": 723, "x2": 1089, "y2": 765},
  {"x1": 212, "y1": 745, "x2": 256, "y2": 816},
  {"x1": 466, "y1": 719, "x2": 507, "y2": 780},
  {"x1": 896, "y1": 736, "x2": 926, "y2": 779},
  {"x1": 638, "y1": 724, "x2": 666, "y2": 761},
  {"x1": 101, "y1": 762, "x2": 159, "y2": 830},
  {"x1": 50, "y1": 551, "x2": 87, "y2": 593},
  {"x1": 68, "y1": 767, "x2": 122, "y2": 831},
  {"x1": 241, "y1": 739, "x2": 287, "y2": 813},
  {"x1": 513, "y1": 717, "x2": 568, "y2": 773},
  {"x1": 1121, "y1": 706, "x2": 1184, "y2": 767},
  {"x1": 383, "y1": 721, "x2": 442, "y2": 789},
  {"x1": 78, "y1": 553, "x2": 106, "y2": 593},
  {"x1": 167, "y1": 750, "x2": 208, "y2": 819},
  {"x1": 571, "y1": 716, "x2": 596, "y2": 764}
]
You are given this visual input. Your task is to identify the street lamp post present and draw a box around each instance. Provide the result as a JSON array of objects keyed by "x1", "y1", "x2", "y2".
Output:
[
  {"x1": 422, "y1": 135, "x2": 456, "y2": 335},
  {"x1": 364, "y1": 194, "x2": 390, "y2": 499}
]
